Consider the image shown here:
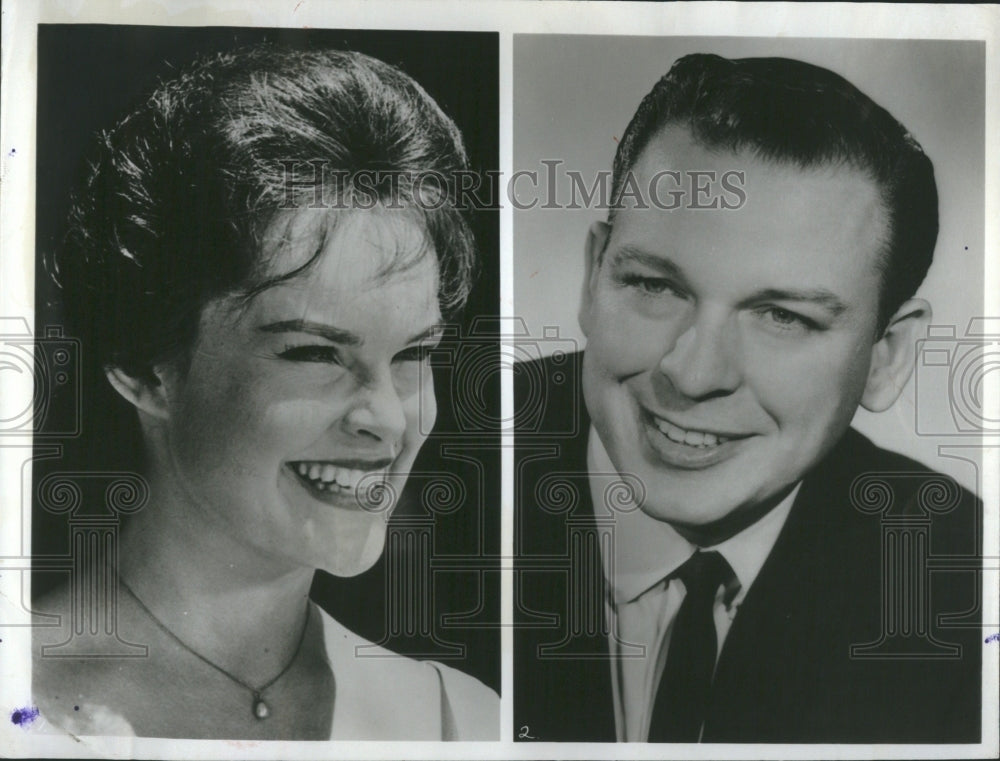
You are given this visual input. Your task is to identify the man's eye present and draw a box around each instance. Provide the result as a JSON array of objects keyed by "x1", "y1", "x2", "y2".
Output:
[
  {"x1": 278, "y1": 344, "x2": 343, "y2": 363},
  {"x1": 758, "y1": 307, "x2": 816, "y2": 332},
  {"x1": 618, "y1": 273, "x2": 683, "y2": 297}
]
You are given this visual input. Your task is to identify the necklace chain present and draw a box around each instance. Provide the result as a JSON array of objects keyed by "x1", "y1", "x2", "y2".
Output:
[{"x1": 117, "y1": 577, "x2": 310, "y2": 718}]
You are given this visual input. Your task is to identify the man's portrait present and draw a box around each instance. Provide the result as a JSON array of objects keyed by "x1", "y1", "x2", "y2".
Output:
[{"x1": 513, "y1": 37, "x2": 985, "y2": 743}]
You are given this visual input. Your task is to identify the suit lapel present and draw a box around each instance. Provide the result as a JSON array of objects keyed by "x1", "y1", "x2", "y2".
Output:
[{"x1": 702, "y1": 433, "x2": 861, "y2": 740}]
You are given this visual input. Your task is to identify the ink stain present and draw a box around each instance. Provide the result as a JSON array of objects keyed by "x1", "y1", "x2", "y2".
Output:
[
  {"x1": 11, "y1": 706, "x2": 39, "y2": 727},
  {"x1": 74, "y1": 706, "x2": 80, "y2": 711},
  {"x1": 985, "y1": 632, "x2": 999, "y2": 644}
]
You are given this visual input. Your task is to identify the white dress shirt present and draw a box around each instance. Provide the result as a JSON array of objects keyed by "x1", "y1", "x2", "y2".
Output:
[{"x1": 587, "y1": 427, "x2": 799, "y2": 742}]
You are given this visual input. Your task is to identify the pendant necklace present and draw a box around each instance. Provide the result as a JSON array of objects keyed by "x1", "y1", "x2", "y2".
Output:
[{"x1": 118, "y1": 577, "x2": 310, "y2": 720}]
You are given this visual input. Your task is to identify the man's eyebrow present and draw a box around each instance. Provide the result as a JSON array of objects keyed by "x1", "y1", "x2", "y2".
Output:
[
  {"x1": 257, "y1": 320, "x2": 362, "y2": 345},
  {"x1": 610, "y1": 245, "x2": 687, "y2": 280},
  {"x1": 611, "y1": 246, "x2": 849, "y2": 314},
  {"x1": 743, "y1": 287, "x2": 849, "y2": 315}
]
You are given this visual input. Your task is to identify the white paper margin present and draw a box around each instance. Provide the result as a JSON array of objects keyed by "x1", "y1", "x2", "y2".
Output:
[{"x1": 2, "y1": 2, "x2": 997, "y2": 759}]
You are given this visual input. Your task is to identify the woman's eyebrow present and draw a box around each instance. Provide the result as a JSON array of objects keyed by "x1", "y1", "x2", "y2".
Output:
[
  {"x1": 257, "y1": 319, "x2": 362, "y2": 345},
  {"x1": 407, "y1": 323, "x2": 445, "y2": 344}
]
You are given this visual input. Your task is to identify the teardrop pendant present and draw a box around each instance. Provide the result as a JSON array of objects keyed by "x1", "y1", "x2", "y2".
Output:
[{"x1": 253, "y1": 695, "x2": 270, "y2": 720}]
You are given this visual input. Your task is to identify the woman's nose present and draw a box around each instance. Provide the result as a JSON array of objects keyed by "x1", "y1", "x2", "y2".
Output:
[{"x1": 341, "y1": 372, "x2": 408, "y2": 444}]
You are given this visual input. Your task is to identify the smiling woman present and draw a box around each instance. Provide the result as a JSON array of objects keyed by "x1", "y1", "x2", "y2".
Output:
[
  {"x1": 32, "y1": 40, "x2": 497, "y2": 740},
  {"x1": 141, "y1": 209, "x2": 444, "y2": 581}
]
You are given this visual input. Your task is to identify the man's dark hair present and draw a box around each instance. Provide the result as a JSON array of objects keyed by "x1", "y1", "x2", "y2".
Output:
[
  {"x1": 611, "y1": 53, "x2": 938, "y2": 332},
  {"x1": 55, "y1": 44, "x2": 476, "y2": 378}
]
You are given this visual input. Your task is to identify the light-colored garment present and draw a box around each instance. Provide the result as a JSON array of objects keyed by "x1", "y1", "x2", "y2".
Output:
[
  {"x1": 319, "y1": 606, "x2": 499, "y2": 740},
  {"x1": 587, "y1": 428, "x2": 798, "y2": 742},
  {"x1": 33, "y1": 604, "x2": 498, "y2": 740}
]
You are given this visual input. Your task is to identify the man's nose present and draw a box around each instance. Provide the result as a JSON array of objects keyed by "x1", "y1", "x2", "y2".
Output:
[
  {"x1": 341, "y1": 370, "x2": 409, "y2": 445},
  {"x1": 656, "y1": 308, "x2": 742, "y2": 400}
]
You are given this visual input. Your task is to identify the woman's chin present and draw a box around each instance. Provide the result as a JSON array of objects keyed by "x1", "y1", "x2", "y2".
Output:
[{"x1": 317, "y1": 516, "x2": 390, "y2": 578}]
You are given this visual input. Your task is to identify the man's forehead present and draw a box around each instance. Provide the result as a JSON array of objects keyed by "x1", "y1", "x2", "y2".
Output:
[
  {"x1": 607, "y1": 136, "x2": 889, "y2": 314},
  {"x1": 632, "y1": 125, "x2": 872, "y2": 187},
  {"x1": 625, "y1": 130, "x2": 887, "y2": 242},
  {"x1": 631, "y1": 126, "x2": 736, "y2": 174}
]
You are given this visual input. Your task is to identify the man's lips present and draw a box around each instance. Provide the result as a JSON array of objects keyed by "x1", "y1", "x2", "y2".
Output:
[
  {"x1": 640, "y1": 408, "x2": 754, "y2": 469},
  {"x1": 643, "y1": 409, "x2": 754, "y2": 446}
]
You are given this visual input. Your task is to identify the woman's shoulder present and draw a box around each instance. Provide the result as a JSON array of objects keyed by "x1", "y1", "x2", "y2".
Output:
[
  {"x1": 427, "y1": 659, "x2": 500, "y2": 740},
  {"x1": 316, "y1": 606, "x2": 497, "y2": 740},
  {"x1": 31, "y1": 584, "x2": 140, "y2": 737}
]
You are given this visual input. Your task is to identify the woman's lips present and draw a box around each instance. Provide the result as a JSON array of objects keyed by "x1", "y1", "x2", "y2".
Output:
[{"x1": 286, "y1": 459, "x2": 394, "y2": 512}]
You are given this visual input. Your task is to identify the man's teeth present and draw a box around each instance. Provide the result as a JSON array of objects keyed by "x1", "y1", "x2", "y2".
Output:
[
  {"x1": 295, "y1": 462, "x2": 370, "y2": 491},
  {"x1": 654, "y1": 418, "x2": 727, "y2": 448}
]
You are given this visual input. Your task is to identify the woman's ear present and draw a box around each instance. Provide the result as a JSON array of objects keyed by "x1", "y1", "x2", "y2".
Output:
[
  {"x1": 104, "y1": 364, "x2": 175, "y2": 421},
  {"x1": 860, "y1": 298, "x2": 931, "y2": 412},
  {"x1": 578, "y1": 221, "x2": 610, "y2": 338}
]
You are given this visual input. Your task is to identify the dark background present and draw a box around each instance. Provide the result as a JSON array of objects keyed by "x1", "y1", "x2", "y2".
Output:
[{"x1": 33, "y1": 24, "x2": 500, "y2": 692}]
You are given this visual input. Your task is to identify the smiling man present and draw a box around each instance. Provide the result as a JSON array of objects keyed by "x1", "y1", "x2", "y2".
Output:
[{"x1": 514, "y1": 54, "x2": 981, "y2": 743}]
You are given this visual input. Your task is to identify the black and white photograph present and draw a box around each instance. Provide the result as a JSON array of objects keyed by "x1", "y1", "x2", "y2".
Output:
[
  {"x1": 513, "y1": 35, "x2": 987, "y2": 744},
  {"x1": 0, "y1": 2, "x2": 997, "y2": 760},
  {"x1": 25, "y1": 24, "x2": 500, "y2": 741}
]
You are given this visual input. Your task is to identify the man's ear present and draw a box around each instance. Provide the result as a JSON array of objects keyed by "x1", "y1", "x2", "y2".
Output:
[
  {"x1": 578, "y1": 221, "x2": 610, "y2": 338},
  {"x1": 860, "y1": 298, "x2": 931, "y2": 412},
  {"x1": 104, "y1": 364, "x2": 175, "y2": 422}
]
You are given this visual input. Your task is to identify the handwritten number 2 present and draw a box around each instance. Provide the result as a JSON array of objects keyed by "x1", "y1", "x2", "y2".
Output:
[{"x1": 519, "y1": 725, "x2": 536, "y2": 739}]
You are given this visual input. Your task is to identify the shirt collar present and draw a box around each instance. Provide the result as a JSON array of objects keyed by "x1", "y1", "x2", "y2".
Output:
[{"x1": 587, "y1": 426, "x2": 799, "y2": 606}]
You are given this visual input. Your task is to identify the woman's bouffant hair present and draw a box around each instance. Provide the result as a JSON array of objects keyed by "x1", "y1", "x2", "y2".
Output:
[{"x1": 55, "y1": 44, "x2": 477, "y2": 378}]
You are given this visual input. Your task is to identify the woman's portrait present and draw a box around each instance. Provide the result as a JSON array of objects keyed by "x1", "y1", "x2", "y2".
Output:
[{"x1": 30, "y1": 27, "x2": 499, "y2": 741}]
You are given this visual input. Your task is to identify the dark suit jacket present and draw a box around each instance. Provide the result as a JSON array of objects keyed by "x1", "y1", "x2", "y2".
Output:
[{"x1": 514, "y1": 353, "x2": 982, "y2": 743}]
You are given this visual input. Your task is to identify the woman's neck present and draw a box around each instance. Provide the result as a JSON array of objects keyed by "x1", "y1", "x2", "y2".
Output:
[{"x1": 117, "y1": 480, "x2": 316, "y2": 688}]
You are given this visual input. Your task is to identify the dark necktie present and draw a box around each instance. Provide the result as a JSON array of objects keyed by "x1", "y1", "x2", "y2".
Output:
[{"x1": 648, "y1": 550, "x2": 736, "y2": 742}]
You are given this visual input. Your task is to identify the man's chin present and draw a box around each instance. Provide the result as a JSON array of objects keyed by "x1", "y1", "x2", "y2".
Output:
[
  {"x1": 637, "y1": 481, "x2": 799, "y2": 546},
  {"x1": 636, "y1": 499, "x2": 735, "y2": 531}
]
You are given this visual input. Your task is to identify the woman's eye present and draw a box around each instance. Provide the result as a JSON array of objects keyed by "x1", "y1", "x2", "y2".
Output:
[
  {"x1": 618, "y1": 273, "x2": 683, "y2": 297},
  {"x1": 394, "y1": 344, "x2": 435, "y2": 363},
  {"x1": 278, "y1": 344, "x2": 343, "y2": 363}
]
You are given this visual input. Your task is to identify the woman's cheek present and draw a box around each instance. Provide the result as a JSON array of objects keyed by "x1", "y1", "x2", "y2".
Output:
[{"x1": 406, "y1": 365, "x2": 437, "y2": 446}]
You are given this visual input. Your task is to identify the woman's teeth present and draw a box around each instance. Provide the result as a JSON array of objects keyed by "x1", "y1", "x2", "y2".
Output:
[
  {"x1": 295, "y1": 462, "x2": 371, "y2": 491},
  {"x1": 654, "y1": 418, "x2": 728, "y2": 448}
]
